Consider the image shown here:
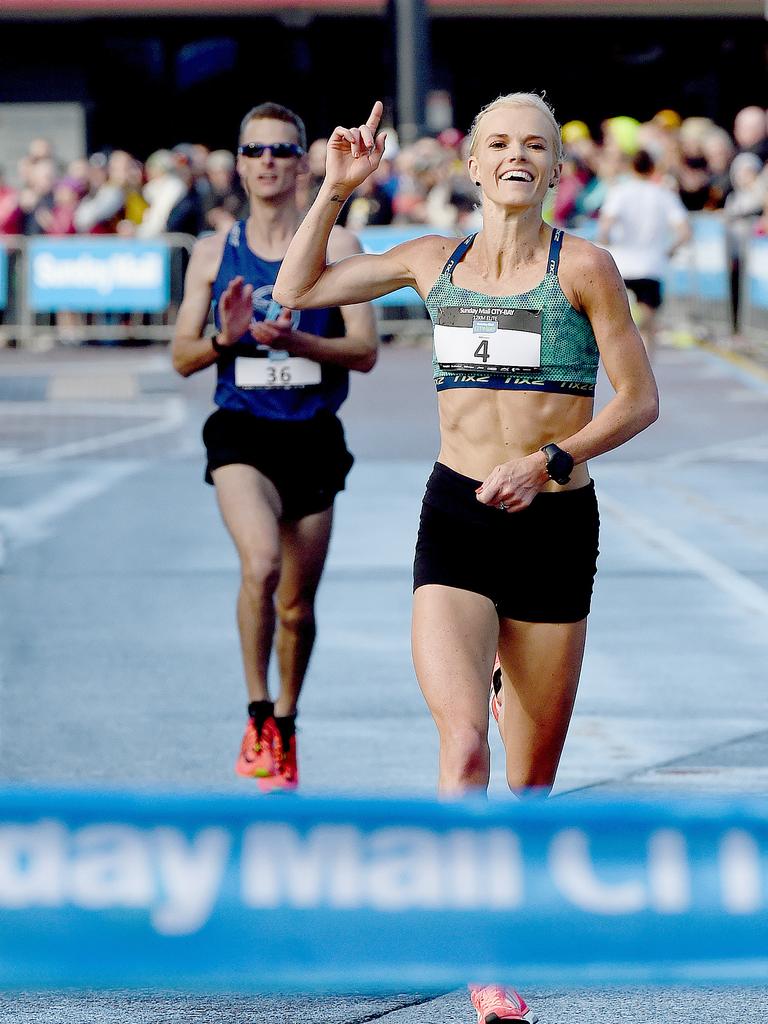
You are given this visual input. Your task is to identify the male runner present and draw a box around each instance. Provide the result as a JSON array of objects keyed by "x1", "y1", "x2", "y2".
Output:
[
  {"x1": 598, "y1": 149, "x2": 690, "y2": 357},
  {"x1": 172, "y1": 102, "x2": 378, "y2": 790}
]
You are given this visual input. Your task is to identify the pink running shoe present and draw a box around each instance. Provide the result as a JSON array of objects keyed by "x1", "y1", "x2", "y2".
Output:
[
  {"x1": 235, "y1": 716, "x2": 278, "y2": 779},
  {"x1": 255, "y1": 715, "x2": 299, "y2": 793},
  {"x1": 469, "y1": 984, "x2": 536, "y2": 1023},
  {"x1": 269, "y1": 724, "x2": 299, "y2": 792},
  {"x1": 490, "y1": 654, "x2": 503, "y2": 724}
]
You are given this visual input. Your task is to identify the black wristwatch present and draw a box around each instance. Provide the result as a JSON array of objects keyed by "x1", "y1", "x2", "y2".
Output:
[{"x1": 541, "y1": 443, "x2": 574, "y2": 485}]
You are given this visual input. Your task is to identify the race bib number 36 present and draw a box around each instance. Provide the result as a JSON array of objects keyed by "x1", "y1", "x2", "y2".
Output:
[
  {"x1": 235, "y1": 353, "x2": 321, "y2": 389},
  {"x1": 434, "y1": 306, "x2": 542, "y2": 372}
]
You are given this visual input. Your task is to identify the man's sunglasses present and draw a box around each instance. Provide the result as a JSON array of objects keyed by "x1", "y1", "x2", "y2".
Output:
[{"x1": 237, "y1": 142, "x2": 304, "y2": 159}]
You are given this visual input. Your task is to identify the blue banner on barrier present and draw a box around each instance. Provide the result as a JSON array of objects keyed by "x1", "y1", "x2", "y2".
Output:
[
  {"x1": 1, "y1": 789, "x2": 767, "y2": 991},
  {"x1": 666, "y1": 215, "x2": 728, "y2": 302},
  {"x1": 575, "y1": 214, "x2": 728, "y2": 303},
  {"x1": 27, "y1": 239, "x2": 170, "y2": 313},
  {"x1": 359, "y1": 226, "x2": 456, "y2": 307},
  {"x1": 0, "y1": 246, "x2": 7, "y2": 311},
  {"x1": 747, "y1": 236, "x2": 768, "y2": 310}
]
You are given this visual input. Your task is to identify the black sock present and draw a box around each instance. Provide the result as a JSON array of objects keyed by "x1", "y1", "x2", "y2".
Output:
[
  {"x1": 492, "y1": 665, "x2": 502, "y2": 698},
  {"x1": 274, "y1": 713, "x2": 297, "y2": 748},
  {"x1": 248, "y1": 700, "x2": 274, "y2": 733}
]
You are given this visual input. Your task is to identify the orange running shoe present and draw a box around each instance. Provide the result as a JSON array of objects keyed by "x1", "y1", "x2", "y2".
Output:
[
  {"x1": 490, "y1": 653, "x2": 503, "y2": 724},
  {"x1": 235, "y1": 714, "x2": 278, "y2": 779},
  {"x1": 469, "y1": 984, "x2": 536, "y2": 1023},
  {"x1": 267, "y1": 715, "x2": 299, "y2": 792}
]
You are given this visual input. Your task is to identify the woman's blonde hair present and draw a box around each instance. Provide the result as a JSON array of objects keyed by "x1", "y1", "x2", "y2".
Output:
[{"x1": 468, "y1": 93, "x2": 562, "y2": 163}]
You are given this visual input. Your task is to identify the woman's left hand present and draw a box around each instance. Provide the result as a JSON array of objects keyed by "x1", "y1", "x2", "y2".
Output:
[{"x1": 475, "y1": 453, "x2": 548, "y2": 512}]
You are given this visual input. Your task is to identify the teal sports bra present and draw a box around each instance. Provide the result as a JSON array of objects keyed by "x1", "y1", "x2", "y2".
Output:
[{"x1": 426, "y1": 228, "x2": 599, "y2": 396}]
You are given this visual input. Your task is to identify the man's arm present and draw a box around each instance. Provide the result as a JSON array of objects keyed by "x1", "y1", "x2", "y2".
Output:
[
  {"x1": 254, "y1": 227, "x2": 379, "y2": 372},
  {"x1": 668, "y1": 196, "x2": 692, "y2": 256},
  {"x1": 73, "y1": 185, "x2": 124, "y2": 233},
  {"x1": 595, "y1": 213, "x2": 616, "y2": 247},
  {"x1": 171, "y1": 233, "x2": 227, "y2": 377}
]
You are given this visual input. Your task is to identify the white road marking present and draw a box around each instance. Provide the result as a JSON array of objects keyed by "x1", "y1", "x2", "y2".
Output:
[
  {"x1": 0, "y1": 460, "x2": 144, "y2": 559},
  {"x1": 0, "y1": 396, "x2": 186, "y2": 466},
  {"x1": 599, "y1": 491, "x2": 768, "y2": 618},
  {"x1": 0, "y1": 400, "x2": 179, "y2": 418},
  {"x1": 0, "y1": 394, "x2": 184, "y2": 560},
  {"x1": 657, "y1": 431, "x2": 768, "y2": 468},
  {"x1": 0, "y1": 353, "x2": 169, "y2": 377}
]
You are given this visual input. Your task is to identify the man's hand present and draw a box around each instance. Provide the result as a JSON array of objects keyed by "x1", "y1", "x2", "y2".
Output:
[
  {"x1": 249, "y1": 307, "x2": 298, "y2": 351},
  {"x1": 475, "y1": 452, "x2": 549, "y2": 512},
  {"x1": 218, "y1": 276, "x2": 254, "y2": 345}
]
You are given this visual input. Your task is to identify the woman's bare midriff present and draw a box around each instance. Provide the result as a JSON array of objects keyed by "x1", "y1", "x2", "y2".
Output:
[{"x1": 436, "y1": 388, "x2": 594, "y2": 490}]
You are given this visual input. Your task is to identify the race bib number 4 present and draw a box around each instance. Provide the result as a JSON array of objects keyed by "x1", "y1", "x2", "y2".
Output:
[
  {"x1": 235, "y1": 352, "x2": 321, "y2": 389},
  {"x1": 434, "y1": 306, "x2": 542, "y2": 372}
]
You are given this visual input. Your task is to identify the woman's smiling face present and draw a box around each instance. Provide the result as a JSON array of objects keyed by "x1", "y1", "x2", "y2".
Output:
[{"x1": 468, "y1": 104, "x2": 561, "y2": 209}]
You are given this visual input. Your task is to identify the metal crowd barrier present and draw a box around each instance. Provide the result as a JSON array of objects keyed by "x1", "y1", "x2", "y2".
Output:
[
  {"x1": 0, "y1": 233, "x2": 196, "y2": 348},
  {"x1": 664, "y1": 213, "x2": 733, "y2": 337},
  {"x1": 574, "y1": 213, "x2": 745, "y2": 342},
  {"x1": 741, "y1": 235, "x2": 768, "y2": 340},
  {"x1": 1, "y1": 786, "x2": 767, "y2": 991}
]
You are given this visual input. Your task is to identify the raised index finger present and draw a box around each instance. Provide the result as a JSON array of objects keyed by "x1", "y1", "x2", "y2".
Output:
[{"x1": 366, "y1": 100, "x2": 384, "y2": 132}]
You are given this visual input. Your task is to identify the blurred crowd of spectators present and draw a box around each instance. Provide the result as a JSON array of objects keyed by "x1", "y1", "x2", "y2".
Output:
[
  {"x1": 2, "y1": 103, "x2": 768, "y2": 241},
  {"x1": 0, "y1": 141, "x2": 247, "y2": 239}
]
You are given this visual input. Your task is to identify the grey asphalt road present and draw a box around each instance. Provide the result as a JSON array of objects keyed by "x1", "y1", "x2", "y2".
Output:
[{"x1": 0, "y1": 337, "x2": 767, "y2": 1021}]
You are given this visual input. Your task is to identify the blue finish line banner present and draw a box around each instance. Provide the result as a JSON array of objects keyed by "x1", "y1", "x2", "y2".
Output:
[
  {"x1": 27, "y1": 239, "x2": 170, "y2": 313},
  {"x1": 1, "y1": 788, "x2": 767, "y2": 991}
]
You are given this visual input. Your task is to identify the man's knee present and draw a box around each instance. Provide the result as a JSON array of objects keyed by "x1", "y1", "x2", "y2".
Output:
[
  {"x1": 240, "y1": 553, "x2": 281, "y2": 597},
  {"x1": 276, "y1": 594, "x2": 316, "y2": 633}
]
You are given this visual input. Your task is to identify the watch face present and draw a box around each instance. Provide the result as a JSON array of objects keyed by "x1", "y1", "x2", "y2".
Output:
[
  {"x1": 546, "y1": 446, "x2": 573, "y2": 481},
  {"x1": 551, "y1": 451, "x2": 569, "y2": 476}
]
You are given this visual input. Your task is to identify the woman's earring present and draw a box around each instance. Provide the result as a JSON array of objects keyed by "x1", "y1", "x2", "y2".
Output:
[{"x1": 474, "y1": 180, "x2": 481, "y2": 186}]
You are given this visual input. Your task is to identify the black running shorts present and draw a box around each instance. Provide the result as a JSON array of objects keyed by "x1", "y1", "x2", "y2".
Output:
[
  {"x1": 624, "y1": 277, "x2": 663, "y2": 310},
  {"x1": 202, "y1": 407, "x2": 354, "y2": 521},
  {"x1": 413, "y1": 462, "x2": 600, "y2": 623}
]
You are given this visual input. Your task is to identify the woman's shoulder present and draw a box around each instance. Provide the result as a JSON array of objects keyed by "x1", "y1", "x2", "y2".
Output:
[
  {"x1": 558, "y1": 231, "x2": 622, "y2": 310},
  {"x1": 561, "y1": 231, "x2": 619, "y2": 279},
  {"x1": 405, "y1": 232, "x2": 466, "y2": 265}
]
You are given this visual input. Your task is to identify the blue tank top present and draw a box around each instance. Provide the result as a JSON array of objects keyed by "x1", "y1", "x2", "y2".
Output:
[
  {"x1": 426, "y1": 228, "x2": 599, "y2": 396},
  {"x1": 212, "y1": 221, "x2": 349, "y2": 419}
]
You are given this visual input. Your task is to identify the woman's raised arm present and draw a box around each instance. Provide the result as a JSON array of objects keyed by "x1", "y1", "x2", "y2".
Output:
[{"x1": 274, "y1": 101, "x2": 419, "y2": 309}]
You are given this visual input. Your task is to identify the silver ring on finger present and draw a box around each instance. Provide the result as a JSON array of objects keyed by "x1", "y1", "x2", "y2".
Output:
[{"x1": 498, "y1": 501, "x2": 508, "y2": 512}]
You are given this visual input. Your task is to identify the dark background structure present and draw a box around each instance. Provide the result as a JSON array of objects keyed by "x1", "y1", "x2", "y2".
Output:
[{"x1": 0, "y1": 2, "x2": 765, "y2": 156}]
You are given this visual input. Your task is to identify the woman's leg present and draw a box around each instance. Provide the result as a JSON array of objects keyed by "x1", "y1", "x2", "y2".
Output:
[
  {"x1": 495, "y1": 617, "x2": 588, "y2": 793},
  {"x1": 412, "y1": 584, "x2": 499, "y2": 796}
]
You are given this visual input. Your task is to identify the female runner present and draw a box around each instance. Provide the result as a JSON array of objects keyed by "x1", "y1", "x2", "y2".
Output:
[{"x1": 274, "y1": 94, "x2": 658, "y2": 1023}]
